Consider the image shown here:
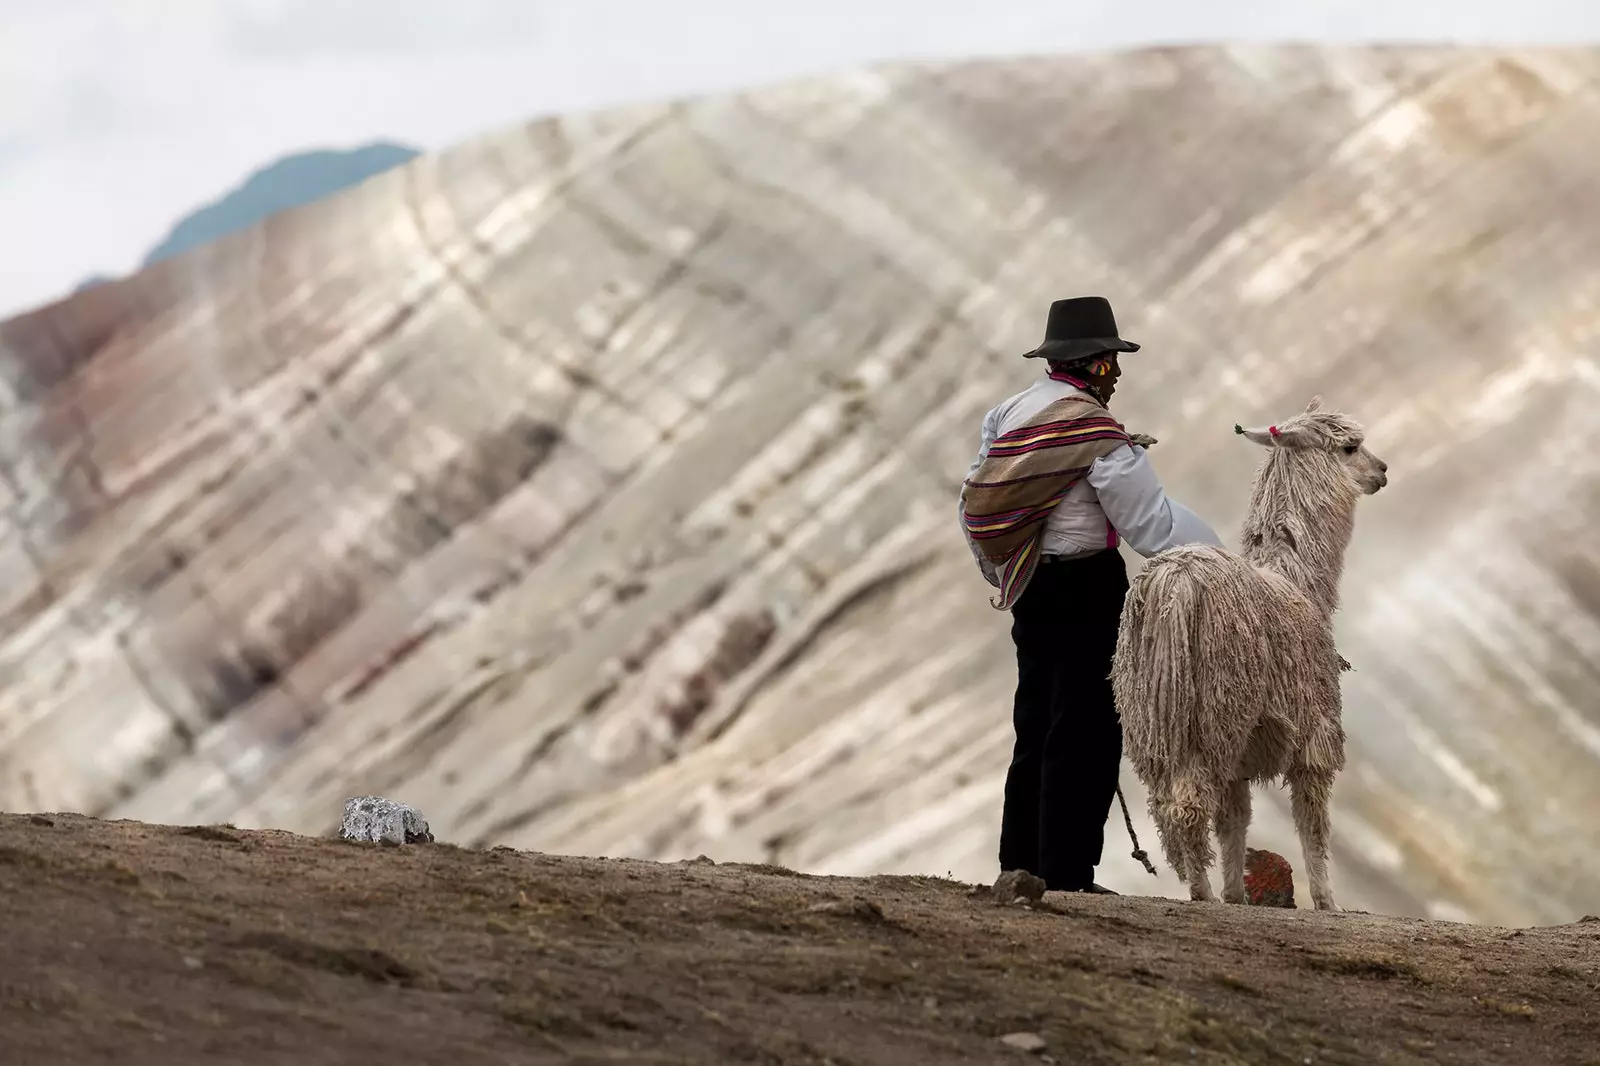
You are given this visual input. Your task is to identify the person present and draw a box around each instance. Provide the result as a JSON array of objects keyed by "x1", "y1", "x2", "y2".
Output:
[{"x1": 960, "y1": 296, "x2": 1223, "y2": 894}]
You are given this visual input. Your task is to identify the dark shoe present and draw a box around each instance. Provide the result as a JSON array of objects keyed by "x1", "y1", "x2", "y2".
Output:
[{"x1": 1068, "y1": 883, "x2": 1119, "y2": 895}]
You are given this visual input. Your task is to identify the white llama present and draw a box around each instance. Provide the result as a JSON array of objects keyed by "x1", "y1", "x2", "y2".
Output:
[{"x1": 1110, "y1": 397, "x2": 1388, "y2": 911}]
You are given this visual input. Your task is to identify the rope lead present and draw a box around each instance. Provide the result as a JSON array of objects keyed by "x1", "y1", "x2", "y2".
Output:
[{"x1": 1116, "y1": 784, "x2": 1159, "y2": 877}]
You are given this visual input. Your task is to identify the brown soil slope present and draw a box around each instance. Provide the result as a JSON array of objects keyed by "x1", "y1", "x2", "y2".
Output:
[{"x1": 2, "y1": 814, "x2": 1595, "y2": 1065}]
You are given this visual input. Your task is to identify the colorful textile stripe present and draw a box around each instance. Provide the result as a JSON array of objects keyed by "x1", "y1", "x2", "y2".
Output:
[
  {"x1": 962, "y1": 395, "x2": 1129, "y2": 610},
  {"x1": 1047, "y1": 369, "x2": 1094, "y2": 389},
  {"x1": 980, "y1": 417, "x2": 1128, "y2": 461}
]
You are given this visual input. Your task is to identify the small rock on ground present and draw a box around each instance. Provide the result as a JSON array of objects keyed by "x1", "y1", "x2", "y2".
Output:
[
  {"x1": 993, "y1": 869, "x2": 1047, "y2": 904},
  {"x1": 340, "y1": 796, "x2": 433, "y2": 845},
  {"x1": 999, "y1": 1030, "x2": 1048, "y2": 1053}
]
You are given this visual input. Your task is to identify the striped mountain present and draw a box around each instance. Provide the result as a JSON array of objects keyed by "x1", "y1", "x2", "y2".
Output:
[{"x1": 2, "y1": 45, "x2": 1597, "y2": 925}]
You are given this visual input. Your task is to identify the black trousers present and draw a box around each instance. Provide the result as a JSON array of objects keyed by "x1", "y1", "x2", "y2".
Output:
[{"x1": 998, "y1": 549, "x2": 1129, "y2": 891}]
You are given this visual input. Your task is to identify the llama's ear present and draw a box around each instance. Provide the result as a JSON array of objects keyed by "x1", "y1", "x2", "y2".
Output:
[
  {"x1": 1304, "y1": 395, "x2": 1324, "y2": 413},
  {"x1": 1235, "y1": 422, "x2": 1313, "y2": 448}
]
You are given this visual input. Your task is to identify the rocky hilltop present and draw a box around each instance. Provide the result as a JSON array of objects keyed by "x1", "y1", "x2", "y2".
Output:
[
  {"x1": 1, "y1": 813, "x2": 1596, "y2": 1065},
  {"x1": 2, "y1": 46, "x2": 1598, "y2": 928}
]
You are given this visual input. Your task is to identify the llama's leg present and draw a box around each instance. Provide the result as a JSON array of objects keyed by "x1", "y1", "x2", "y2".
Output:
[
  {"x1": 1288, "y1": 766, "x2": 1338, "y2": 911},
  {"x1": 1181, "y1": 820, "x2": 1217, "y2": 903},
  {"x1": 1214, "y1": 778, "x2": 1251, "y2": 904},
  {"x1": 1146, "y1": 788, "x2": 1187, "y2": 883},
  {"x1": 1157, "y1": 772, "x2": 1217, "y2": 902}
]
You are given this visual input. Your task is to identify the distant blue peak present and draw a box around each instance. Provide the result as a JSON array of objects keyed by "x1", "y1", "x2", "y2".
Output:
[
  {"x1": 73, "y1": 274, "x2": 116, "y2": 294},
  {"x1": 139, "y1": 140, "x2": 422, "y2": 267}
]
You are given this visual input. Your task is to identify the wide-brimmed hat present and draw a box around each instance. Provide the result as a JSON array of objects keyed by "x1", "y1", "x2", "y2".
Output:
[{"x1": 1020, "y1": 296, "x2": 1141, "y2": 362}]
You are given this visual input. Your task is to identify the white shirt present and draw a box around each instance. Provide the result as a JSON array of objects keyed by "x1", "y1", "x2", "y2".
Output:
[{"x1": 960, "y1": 377, "x2": 1223, "y2": 586}]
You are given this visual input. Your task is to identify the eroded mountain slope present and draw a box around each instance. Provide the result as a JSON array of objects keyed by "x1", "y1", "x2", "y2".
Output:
[{"x1": 2, "y1": 45, "x2": 1598, "y2": 926}]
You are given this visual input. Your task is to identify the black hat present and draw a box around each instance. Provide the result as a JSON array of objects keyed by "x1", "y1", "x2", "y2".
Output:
[{"x1": 1020, "y1": 296, "x2": 1141, "y2": 362}]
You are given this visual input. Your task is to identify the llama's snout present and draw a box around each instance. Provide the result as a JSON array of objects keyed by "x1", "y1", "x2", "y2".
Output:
[{"x1": 1363, "y1": 457, "x2": 1389, "y2": 494}]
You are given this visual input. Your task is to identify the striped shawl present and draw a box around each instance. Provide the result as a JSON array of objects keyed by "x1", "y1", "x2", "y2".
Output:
[{"x1": 962, "y1": 396, "x2": 1130, "y2": 610}]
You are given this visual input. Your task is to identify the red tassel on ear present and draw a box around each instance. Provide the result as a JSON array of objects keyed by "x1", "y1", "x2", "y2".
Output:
[{"x1": 1268, "y1": 425, "x2": 1281, "y2": 438}]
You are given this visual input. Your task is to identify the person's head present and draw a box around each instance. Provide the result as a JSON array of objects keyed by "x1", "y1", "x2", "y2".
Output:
[
  {"x1": 1025, "y1": 297, "x2": 1138, "y2": 403},
  {"x1": 1050, "y1": 351, "x2": 1123, "y2": 402}
]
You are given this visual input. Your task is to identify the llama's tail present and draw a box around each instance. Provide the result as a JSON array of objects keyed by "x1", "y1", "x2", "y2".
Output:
[
  {"x1": 1146, "y1": 771, "x2": 1215, "y2": 885},
  {"x1": 1112, "y1": 548, "x2": 1209, "y2": 774}
]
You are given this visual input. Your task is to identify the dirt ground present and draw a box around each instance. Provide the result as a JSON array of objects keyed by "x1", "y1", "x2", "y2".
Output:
[{"x1": 1, "y1": 814, "x2": 1596, "y2": 1065}]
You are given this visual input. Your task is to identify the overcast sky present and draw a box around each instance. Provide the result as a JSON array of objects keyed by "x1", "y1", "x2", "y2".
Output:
[{"x1": 2, "y1": 0, "x2": 1598, "y2": 318}]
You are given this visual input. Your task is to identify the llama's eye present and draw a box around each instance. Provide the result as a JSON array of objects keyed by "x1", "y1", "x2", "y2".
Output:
[{"x1": 1342, "y1": 444, "x2": 1359, "y2": 455}]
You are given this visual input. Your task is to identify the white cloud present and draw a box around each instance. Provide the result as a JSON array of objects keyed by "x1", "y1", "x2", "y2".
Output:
[{"x1": 1, "y1": 0, "x2": 1598, "y2": 316}]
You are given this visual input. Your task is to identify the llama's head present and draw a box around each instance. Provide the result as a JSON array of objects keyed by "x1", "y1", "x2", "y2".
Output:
[{"x1": 1234, "y1": 396, "x2": 1389, "y2": 496}]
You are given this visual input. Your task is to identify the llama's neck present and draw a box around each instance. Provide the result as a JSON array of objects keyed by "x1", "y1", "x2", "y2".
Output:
[{"x1": 1237, "y1": 452, "x2": 1359, "y2": 619}]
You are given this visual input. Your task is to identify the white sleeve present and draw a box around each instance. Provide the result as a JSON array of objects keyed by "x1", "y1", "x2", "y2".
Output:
[
  {"x1": 963, "y1": 408, "x2": 1001, "y2": 482},
  {"x1": 959, "y1": 410, "x2": 1003, "y2": 588},
  {"x1": 1086, "y1": 444, "x2": 1225, "y2": 557}
]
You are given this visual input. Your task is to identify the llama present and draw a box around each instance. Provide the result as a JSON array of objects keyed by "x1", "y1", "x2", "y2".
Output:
[{"x1": 1110, "y1": 397, "x2": 1388, "y2": 911}]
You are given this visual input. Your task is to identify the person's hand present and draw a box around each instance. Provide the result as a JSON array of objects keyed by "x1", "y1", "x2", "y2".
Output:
[{"x1": 1128, "y1": 432, "x2": 1158, "y2": 449}]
